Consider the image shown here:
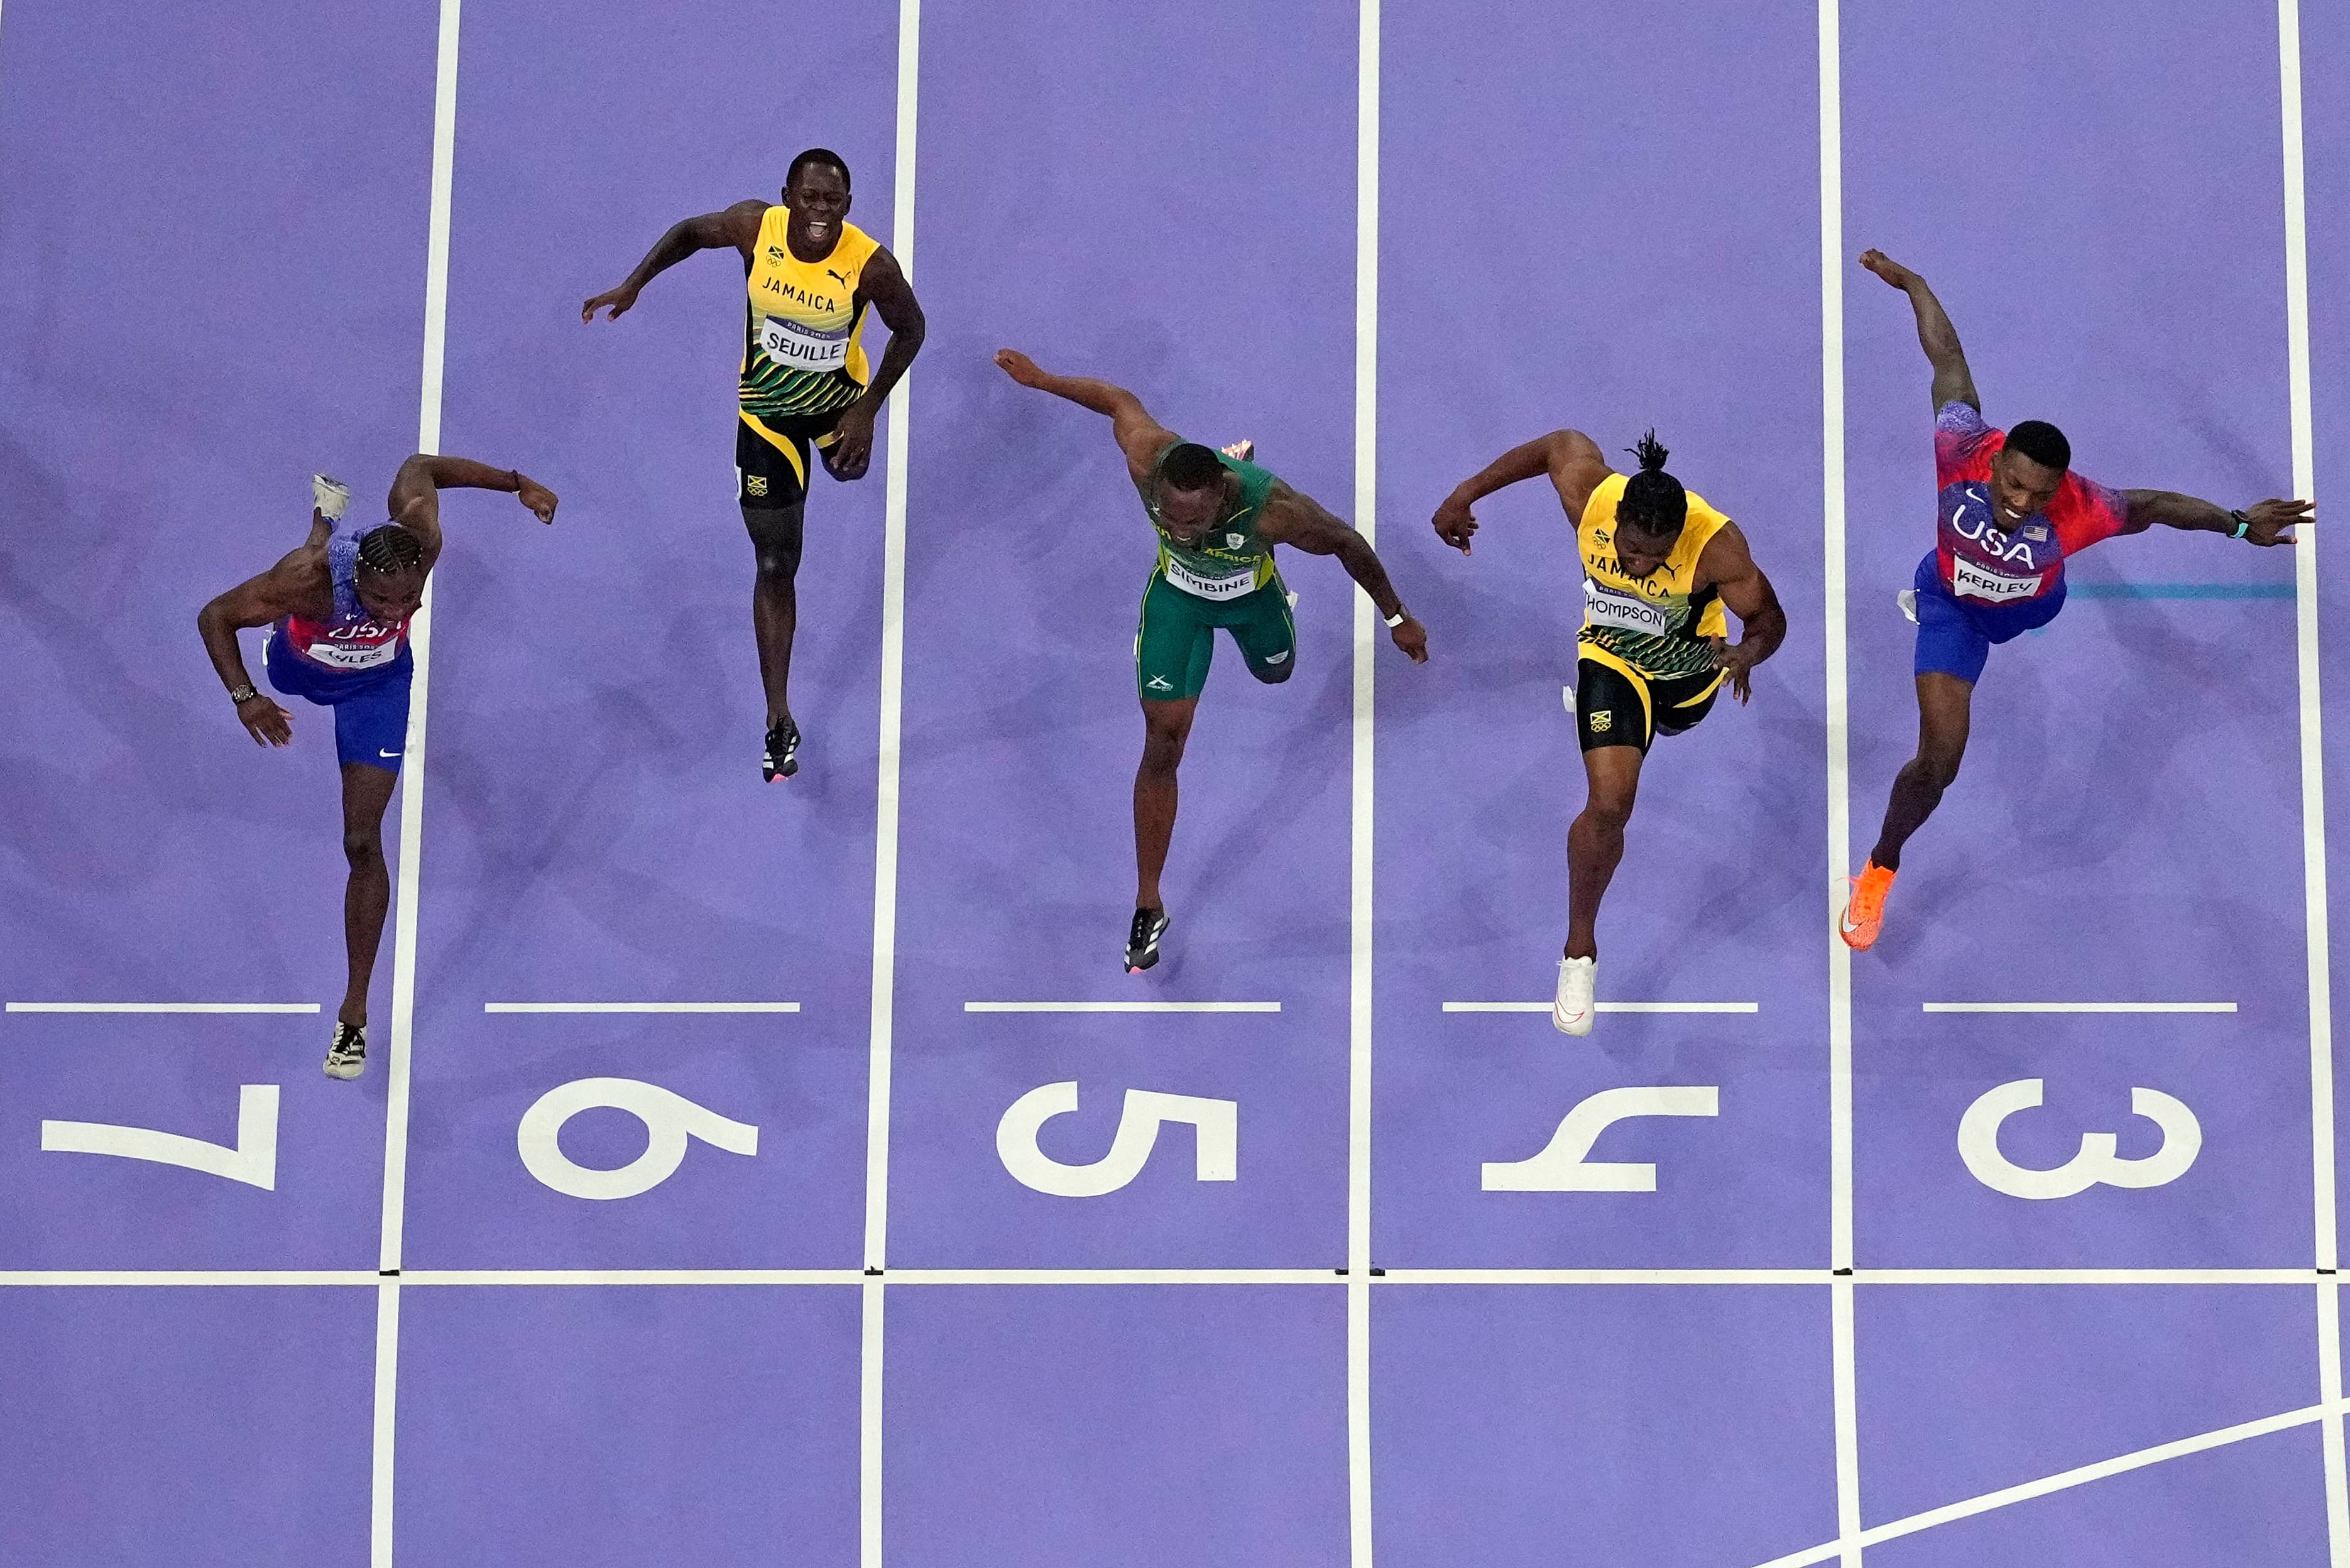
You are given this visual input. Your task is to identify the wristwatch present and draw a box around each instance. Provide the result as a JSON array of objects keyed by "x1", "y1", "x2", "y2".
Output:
[
  {"x1": 228, "y1": 683, "x2": 260, "y2": 704},
  {"x1": 1384, "y1": 606, "x2": 1410, "y2": 628}
]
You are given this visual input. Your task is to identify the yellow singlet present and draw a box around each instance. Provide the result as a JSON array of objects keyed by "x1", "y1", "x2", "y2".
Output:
[
  {"x1": 740, "y1": 206, "x2": 879, "y2": 420},
  {"x1": 1576, "y1": 471, "x2": 1732, "y2": 680}
]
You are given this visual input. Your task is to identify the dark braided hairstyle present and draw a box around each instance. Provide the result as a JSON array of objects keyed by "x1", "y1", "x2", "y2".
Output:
[
  {"x1": 356, "y1": 523, "x2": 425, "y2": 578},
  {"x1": 1618, "y1": 430, "x2": 1687, "y2": 539}
]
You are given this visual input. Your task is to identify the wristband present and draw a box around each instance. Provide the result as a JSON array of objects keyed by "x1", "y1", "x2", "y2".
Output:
[
  {"x1": 1384, "y1": 607, "x2": 1409, "y2": 628},
  {"x1": 2229, "y1": 509, "x2": 2253, "y2": 539},
  {"x1": 228, "y1": 684, "x2": 260, "y2": 705}
]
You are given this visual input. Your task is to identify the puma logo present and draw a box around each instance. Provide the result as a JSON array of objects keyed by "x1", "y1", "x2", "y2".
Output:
[{"x1": 826, "y1": 268, "x2": 851, "y2": 286}]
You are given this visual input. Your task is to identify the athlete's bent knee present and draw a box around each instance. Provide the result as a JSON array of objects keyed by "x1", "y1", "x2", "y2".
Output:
[
  {"x1": 342, "y1": 829, "x2": 385, "y2": 871},
  {"x1": 1582, "y1": 787, "x2": 1637, "y2": 832},
  {"x1": 1916, "y1": 746, "x2": 1964, "y2": 791},
  {"x1": 1141, "y1": 722, "x2": 1189, "y2": 773},
  {"x1": 745, "y1": 507, "x2": 804, "y2": 585}
]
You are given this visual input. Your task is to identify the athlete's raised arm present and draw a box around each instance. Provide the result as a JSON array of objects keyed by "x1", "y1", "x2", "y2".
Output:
[
  {"x1": 384, "y1": 454, "x2": 559, "y2": 571},
  {"x1": 1860, "y1": 249, "x2": 1980, "y2": 414},
  {"x1": 2117, "y1": 489, "x2": 2309, "y2": 547},
  {"x1": 993, "y1": 349, "x2": 1179, "y2": 483},
  {"x1": 1258, "y1": 482, "x2": 1428, "y2": 663},
  {"x1": 826, "y1": 249, "x2": 927, "y2": 480},
  {"x1": 581, "y1": 200, "x2": 768, "y2": 322},
  {"x1": 1694, "y1": 523, "x2": 1787, "y2": 704},
  {"x1": 1433, "y1": 428, "x2": 1610, "y2": 553}
]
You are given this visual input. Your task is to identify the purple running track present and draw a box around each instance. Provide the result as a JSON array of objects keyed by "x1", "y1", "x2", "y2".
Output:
[{"x1": 2, "y1": 0, "x2": 2347, "y2": 1562}]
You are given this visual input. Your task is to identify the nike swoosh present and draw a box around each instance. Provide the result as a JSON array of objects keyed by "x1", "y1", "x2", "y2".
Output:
[
  {"x1": 1839, "y1": 909, "x2": 1863, "y2": 934},
  {"x1": 380, "y1": 749, "x2": 402, "y2": 758}
]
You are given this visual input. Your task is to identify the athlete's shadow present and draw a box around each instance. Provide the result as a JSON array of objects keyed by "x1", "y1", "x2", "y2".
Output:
[
  {"x1": 0, "y1": 431, "x2": 324, "y2": 908},
  {"x1": 1169, "y1": 652, "x2": 1356, "y2": 969}
]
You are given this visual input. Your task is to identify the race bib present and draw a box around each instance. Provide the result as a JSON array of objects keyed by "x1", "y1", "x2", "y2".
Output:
[
  {"x1": 758, "y1": 314, "x2": 850, "y2": 372},
  {"x1": 1164, "y1": 553, "x2": 1260, "y2": 601},
  {"x1": 1583, "y1": 577, "x2": 1676, "y2": 636},
  {"x1": 302, "y1": 637, "x2": 399, "y2": 670},
  {"x1": 1948, "y1": 554, "x2": 2042, "y2": 603}
]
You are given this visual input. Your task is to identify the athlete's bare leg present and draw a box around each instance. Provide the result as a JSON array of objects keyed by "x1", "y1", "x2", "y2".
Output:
[
  {"x1": 1868, "y1": 672, "x2": 1973, "y2": 870},
  {"x1": 337, "y1": 761, "x2": 399, "y2": 1028},
  {"x1": 1135, "y1": 697, "x2": 1198, "y2": 910},
  {"x1": 744, "y1": 501, "x2": 805, "y2": 728},
  {"x1": 1565, "y1": 743, "x2": 1644, "y2": 961}
]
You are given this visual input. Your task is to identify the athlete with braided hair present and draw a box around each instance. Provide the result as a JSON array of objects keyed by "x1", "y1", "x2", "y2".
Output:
[
  {"x1": 1436, "y1": 427, "x2": 1786, "y2": 1034},
  {"x1": 199, "y1": 456, "x2": 557, "y2": 1078},
  {"x1": 1837, "y1": 250, "x2": 2312, "y2": 950}
]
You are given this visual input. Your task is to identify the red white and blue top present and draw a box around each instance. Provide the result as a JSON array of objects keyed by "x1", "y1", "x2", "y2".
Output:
[
  {"x1": 278, "y1": 526, "x2": 410, "y2": 672},
  {"x1": 1933, "y1": 401, "x2": 2127, "y2": 605}
]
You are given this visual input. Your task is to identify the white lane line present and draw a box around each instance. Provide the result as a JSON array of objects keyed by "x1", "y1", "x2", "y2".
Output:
[
  {"x1": 369, "y1": 1280, "x2": 400, "y2": 1568},
  {"x1": 381, "y1": 0, "x2": 462, "y2": 1285},
  {"x1": 1350, "y1": 1, "x2": 1380, "y2": 1564},
  {"x1": 6, "y1": 1002, "x2": 320, "y2": 1013},
  {"x1": 1441, "y1": 1001, "x2": 1757, "y2": 1013},
  {"x1": 1747, "y1": 1397, "x2": 2340, "y2": 1568},
  {"x1": 861, "y1": 1272, "x2": 885, "y2": 1568},
  {"x1": 0, "y1": 1271, "x2": 381, "y2": 1286},
  {"x1": 369, "y1": 1, "x2": 462, "y2": 1560},
  {"x1": 889, "y1": 1268, "x2": 1340, "y2": 1286},
  {"x1": 1923, "y1": 1001, "x2": 2238, "y2": 1014},
  {"x1": 483, "y1": 1001, "x2": 801, "y2": 1013},
  {"x1": 5, "y1": 1265, "x2": 2339, "y2": 1288},
  {"x1": 2275, "y1": 0, "x2": 2346, "y2": 1544},
  {"x1": 964, "y1": 1000, "x2": 1279, "y2": 1013},
  {"x1": 865, "y1": 5, "x2": 922, "y2": 1565},
  {"x1": 400, "y1": 1268, "x2": 866, "y2": 1286},
  {"x1": 1377, "y1": 1269, "x2": 1822, "y2": 1286},
  {"x1": 1854, "y1": 1268, "x2": 2315, "y2": 1286},
  {"x1": 2326, "y1": 1282, "x2": 2349, "y2": 1564},
  {"x1": 2277, "y1": 0, "x2": 2344, "y2": 1554},
  {"x1": 1815, "y1": 0, "x2": 1858, "y2": 1562}
]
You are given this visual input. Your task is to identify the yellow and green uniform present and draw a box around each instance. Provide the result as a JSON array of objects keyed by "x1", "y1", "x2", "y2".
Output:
[
  {"x1": 734, "y1": 206, "x2": 880, "y2": 508},
  {"x1": 1134, "y1": 445, "x2": 1296, "y2": 701},
  {"x1": 1573, "y1": 472, "x2": 1734, "y2": 752}
]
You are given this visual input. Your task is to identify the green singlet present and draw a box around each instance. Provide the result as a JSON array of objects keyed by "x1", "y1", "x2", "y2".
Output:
[{"x1": 1132, "y1": 444, "x2": 1297, "y2": 702}]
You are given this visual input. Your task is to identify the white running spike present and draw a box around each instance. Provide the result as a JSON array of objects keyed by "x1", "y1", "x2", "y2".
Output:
[
  {"x1": 1553, "y1": 956, "x2": 1597, "y2": 1036},
  {"x1": 312, "y1": 473, "x2": 352, "y2": 521}
]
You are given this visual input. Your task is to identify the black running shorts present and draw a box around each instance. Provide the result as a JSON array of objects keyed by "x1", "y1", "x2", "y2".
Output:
[{"x1": 1575, "y1": 656, "x2": 1724, "y2": 754}]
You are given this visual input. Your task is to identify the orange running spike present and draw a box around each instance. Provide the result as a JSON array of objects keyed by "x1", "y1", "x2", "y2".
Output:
[{"x1": 1839, "y1": 863, "x2": 1898, "y2": 950}]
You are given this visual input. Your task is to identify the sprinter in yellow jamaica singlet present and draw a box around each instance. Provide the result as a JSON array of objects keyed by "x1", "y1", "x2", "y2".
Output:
[
  {"x1": 1435, "y1": 429, "x2": 1787, "y2": 1037},
  {"x1": 584, "y1": 148, "x2": 926, "y2": 781}
]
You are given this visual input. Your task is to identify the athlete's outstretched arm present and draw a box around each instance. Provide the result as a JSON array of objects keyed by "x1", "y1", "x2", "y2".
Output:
[
  {"x1": 1859, "y1": 249, "x2": 1979, "y2": 413},
  {"x1": 825, "y1": 249, "x2": 927, "y2": 479},
  {"x1": 1433, "y1": 428, "x2": 1610, "y2": 553},
  {"x1": 1695, "y1": 523, "x2": 1787, "y2": 704},
  {"x1": 1260, "y1": 484, "x2": 1429, "y2": 663},
  {"x1": 581, "y1": 200, "x2": 767, "y2": 321},
  {"x1": 385, "y1": 454, "x2": 559, "y2": 572},
  {"x1": 197, "y1": 545, "x2": 321, "y2": 748},
  {"x1": 2117, "y1": 489, "x2": 2309, "y2": 547},
  {"x1": 993, "y1": 349, "x2": 1179, "y2": 482}
]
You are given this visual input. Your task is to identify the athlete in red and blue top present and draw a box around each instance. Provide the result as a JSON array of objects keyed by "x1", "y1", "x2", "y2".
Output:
[
  {"x1": 1839, "y1": 250, "x2": 2310, "y2": 951},
  {"x1": 199, "y1": 455, "x2": 557, "y2": 1079}
]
